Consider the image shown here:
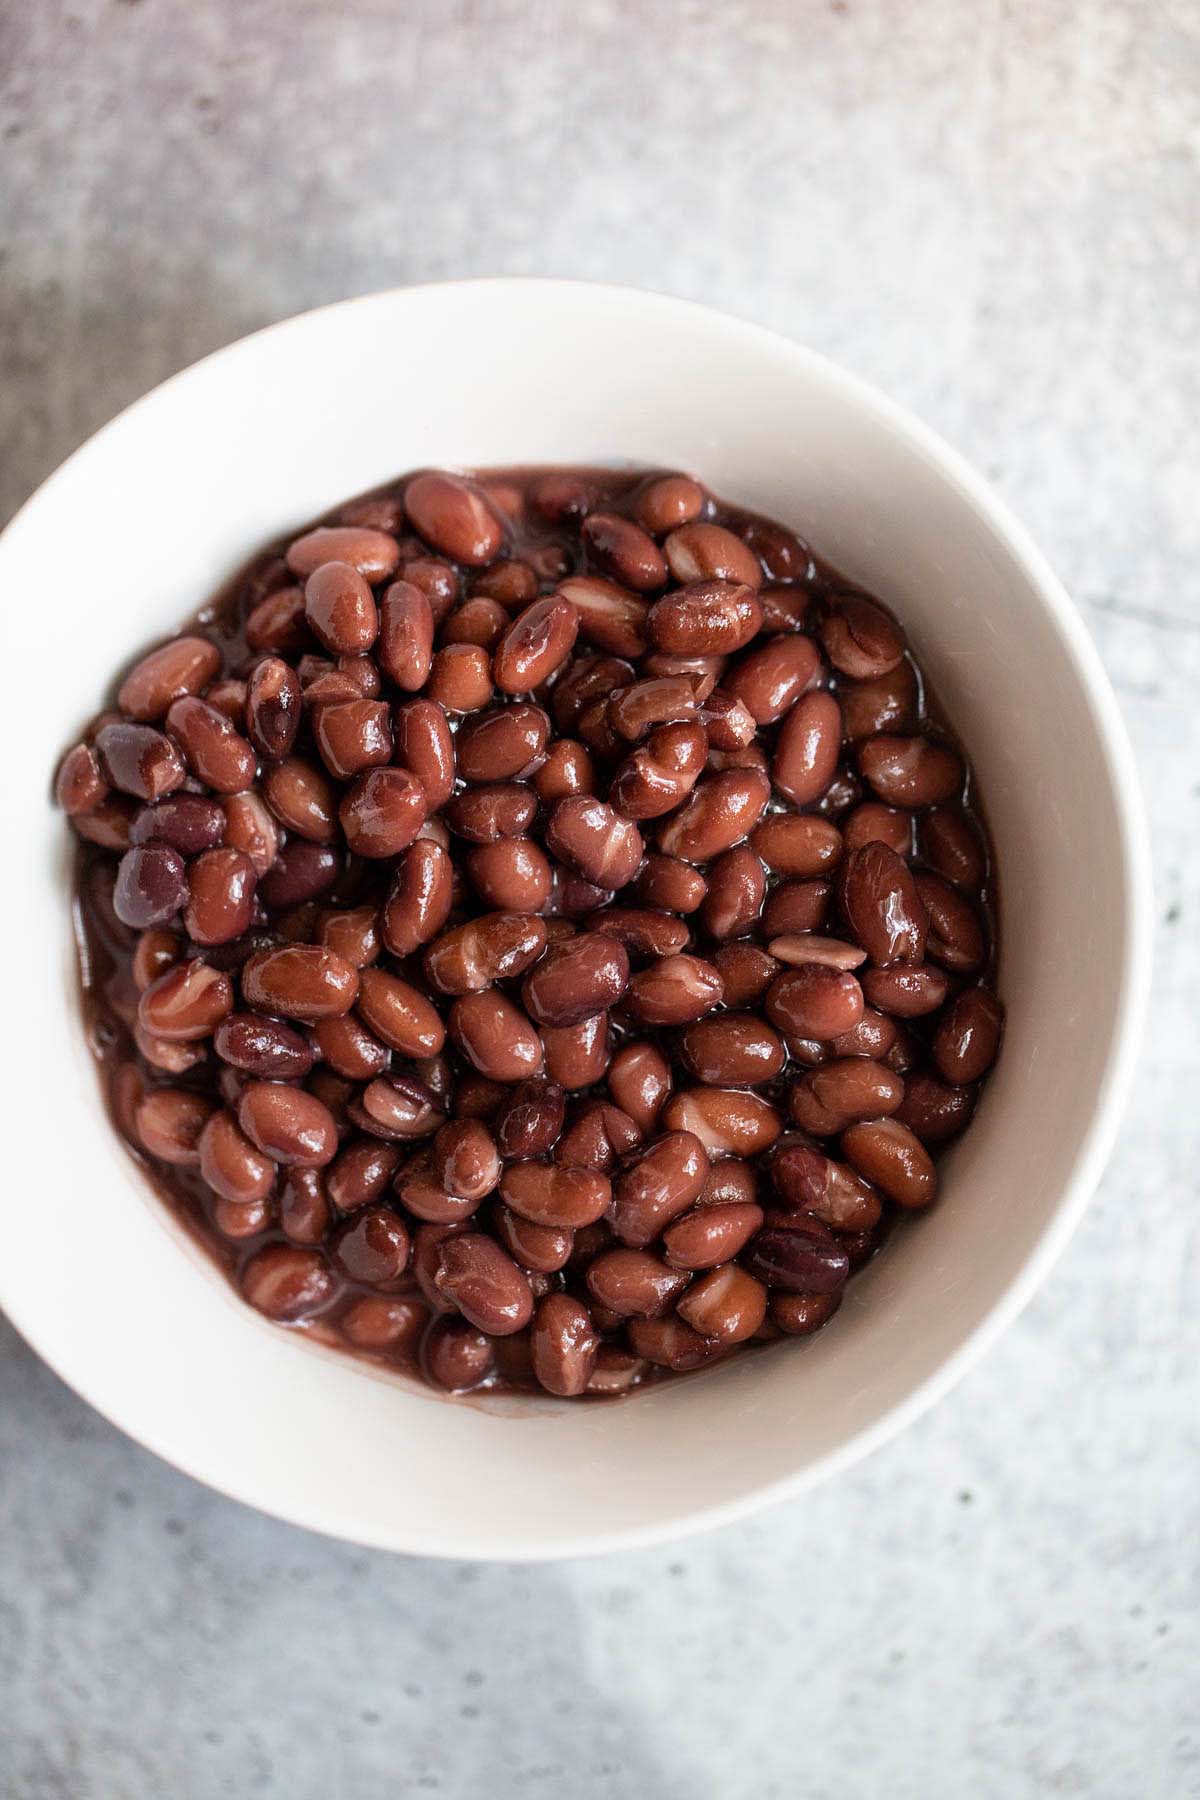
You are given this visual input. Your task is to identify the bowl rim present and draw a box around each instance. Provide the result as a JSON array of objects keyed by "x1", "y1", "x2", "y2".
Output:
[{"x1": 0, "y1": 277, "x2": 1154, "y2": 1560}]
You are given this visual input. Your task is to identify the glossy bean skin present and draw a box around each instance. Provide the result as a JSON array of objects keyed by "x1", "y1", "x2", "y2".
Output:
[{"x1": 66, "y1": 465, "x2": 1001, "y2": 1403}]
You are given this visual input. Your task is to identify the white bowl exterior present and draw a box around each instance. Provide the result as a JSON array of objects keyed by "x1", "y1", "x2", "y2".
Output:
[{"x1": 0, "y1": 283, "x2": 1151, "y2": 1558}]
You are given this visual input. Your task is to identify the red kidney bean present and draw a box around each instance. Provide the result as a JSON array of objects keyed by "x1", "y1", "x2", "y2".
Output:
[
  {"x1": 95, "y1": 722, "x2": 186, "y2": 803},
  {"x1": 545, "y1": 795, "x2": 643, "y2": 888},
  {"x1": 132, "y1": 928, "x2": 184, "y2": 991},
  {"x1": 198, "y1": 1109, "x2": 277, "y2": 1205},
  {"x1": 859, "y1": 733, "x2": 963, "y2": 807},
  {"x1": 556, "y1": 575, "x2": 648, "y2": 657},
  {"x1": 338, "y1": 767, "x2": 427, "y2": 858},
  {"x1": 664, "y1": 522, "x2": 762, "y2": 588},
  {"x1": 242, "y1": 944, "x2": 359, "y2": 1021},
  {"x1": 405, "y1": 471, "x2": 504, "y2": 566},
  {"x1": 772, "y1": 691, "x2": 842, "y2": 806},
  {"x1": 130, "y1": 793, "x2": 225, "y2": 856},
  {"x1": 914, "y1": 872, "x2": 987, "y2": 973},
  {"x1": 340, "y1": 1294, "x2": 428, "y2": 1354},
  {"x1": 311, "y1": 699, "x2": 391, "y2": 782},
  {"x1": 766, "y1": 964, "x2": 864, "y2": 1040},
  {"x1": 113, "y1": 844, "x2": 186, "y2": 928},
  {"x1": 842, "y1": 1118, "x2": 936, "y2": 1207},
  {"x1": 183, "y1": 847, "x2": 256, "y2": 945},
  {"x1": 430, "y1": 1118, "x2": 501, "y2": 1201},
  {"x1": 920, "y1": 806, "x2": 987, "y2": 889},
  {"x1": 648, "y1": 579, "x2": 762, "y2": 656},
  {"x1": 609, "y1": 1131, "x2": 708, "y2": 1247},
  {"x1": 769, "y1": 1140, "x2": 883, "y2": 1230},
  {"x1": 662, "y1": 1200, "x2": 763, "y2": 1270},
  {"x1": 118, "y1": 636, "x2": 223, "y2": 721},
  {"x1": 744, "y1": 1219, "x2": 849, "y2": 1293},
  {"x1": 379, "y1": 841, "x2": 453, "y2": 957},
  {"x1": 771, "y1": 1291, "x2": 841, "y2": 1335},
  {"x1": 635, "y1": 854, "x2": 707, "y2": 913},
  {"x1": 457, "y1": 703, "x2": 549, "y2": 783},
  {"x1": 626, "y1": 953, "x2": 724, "y2": 1026},
  {"x1": 165, "y1": 698, "x2": 256, "y2": 794},
  {"x1": 425, "y1": 643, "x2": 494, "y2": 714},
  {"x1": 933, "y1": 986, "x2": 1003, "y2": 1084},
  {"x1": 750, "y1": 814, "x2": 842, "y2": 878},
  {"x1": 356, "y1": 967, "x2": 446, "y2": 1056},
  {"x1": 449, "y1": 991, "x2": 544, "y2": 1083},
  {"x1": 586, "y1": 1248, "x2": 688, "y2": 1317},
  {"x1": 421, "y1": 1315, "x2": 495, "y2": 1391},
  {"x1": 323, "y1": 1137, "x2": 399, "y2": 1209},
  {"x1": 530, "y1": 1294, "x2": 600, "y2": 1396},
  {"x1": 425, "y1": 913, "x2": 548, "y2": 997},
  {"x1": 724, "y1": 634, "x2": 820, "y2": 724},
  {"x1": 712, "y1": 942, "x2": 780, "y2": 1007},
  {"x1": 311, "y1": 1011, "x2": 390, "y2": 1080},
  {"x1": 214, "y1": 1012, "x2": 314, "y2": 1080},
  {"x1": 303, "y1": 561, "x2": 379, "y2": 658},
  {"x1": 820, "y1": 594, "x2": 905, "y2": 679},
  {"x1": 582, "y1": 908, "x2": 689, "y2": 959},
  {"x1": 661, "y1": 1088, "x2": 781, "y2": 1158},
  {"x1": 677, "y1": 1264, "x2": 767, "y2": 1343},
  {"x1": 500, "y1": 1160, "x2": 611, "y2": 1230},
  {"x1": 492, "y1": 596, "x2": 579, "y2": 693},
  {"x1": 433, "y1": 1233, "x2": 532, "y2": 1335},
  {"x1": 896, "y1": 1069, "x2": 977, "y2": 1142},
  {"x1": 138, "y1": 960, "x2": 232, "y2": 1040},
  {"x1": 332, "y1": 1205, "x2": 410, "y2": 1289},
  {"x1": 287, "y1": 525, "x2": 400, "y2": 583},
  {"x1": 633, "y1": 475, "x2": 705, "y2": 534},
  {"x1": 656, "y1": 766, "x2": 771, "y2": 863},
  {"x1": 843, "y1": 802, "x2": 912, "y2": 856},
  {"x1": 241, "y1": 1243, "x2": 335, "y2": 1320},
  {"x1": 494, "y1": 1079, "x2": 567, "y2": 1161},
  {"x1": 353, "y1": 1073, "x2": 445, "y2": 1142},
  {"x1": 699, "y1": 845, "x2": 766, "y2": 940},
  {"x1": 237, "y1": 1082, "x2": 338, "y2": 1167},
  {"x1": 222, "y1": 791, "x2": 280, "y2": 876},
  {"x1": 135, "y1": 1089, "x2": 213, "y2": 1166},
  {"x1": 608, "y1": 676, "x2": 698, "y2": 741},
  {"x1": 860, "y1": 963, "x2": 950, "y2": 1017},
  {"x1": 679, "y1": 1012, "x2": 786, "y2": 1087},
  {"x1": 521, "y1": 932, "x2": 628, "y2": 1027},
  {"x1": 839, "y1": 842, "x2": 929, "y2": 966}
]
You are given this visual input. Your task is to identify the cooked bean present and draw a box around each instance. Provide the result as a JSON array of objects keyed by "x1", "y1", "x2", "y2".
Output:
[
  {"x1": 677, "y1": 1264, "x2": 767, "y2": 1343},
  {"x1": 556, "y1": 574, "x2": 648, "y2": 657},
  {"x1": 772, "y1": 691, "x2": 842, "y2": 806},
  {"x1": 138, "y1": 960, "x2": 232, "y2": 1040},
  {"x1": 352, "y1": 1073, "x2": 445, "y2": 1141},
  {"x1": 626, "y1": 953, "x2": 723, "y2": 1027},
  {"x1": 636, "y1": 853, "x2": 707, "y2": 913},
  {"x1": 131, "y1": 928, "x2": 184, "y2": 991},
  {"x1": 426, "y1": 913, "x2": 549, "y2": 997},
  {"x1": 820, "y1": 594, "x2": 905, "y2": 679},
  {"x1": 530, "y1": 1294, "x2": 600, "y2": 1396},
  {"x1": 544, "y1": 795, "x2": 644, "y2": 889},
  {"x1": 840, "y1": 1117, "x2": 935, "y2": 1207},
  {"x1": 242, "y1": 944, "x2": 358, "y2": 1021},
  {"x1": 449, "y1": 991, "x2": 544, "y2": 1083},
  {"x1": 340, "y1": 1294, "x2": 429, "y2": 1354},
  {"x1": 766, "y1": 964, "x2": 864, "y2": 1040},
  {"x1": 633, "y1": 475, "x2": 705, "y2": 534},
  {"x1": 184, "y1": 847, "x2": 256, "y2": 945},
  {"x1": 522, "y1": 932, "x2": 628, "y2": 1026},
  {"x1": 431, "y1": 1118, "x2": 501, "y2": 1201},
  {"x1": 661, "y1": 1088, "x2": 781, "y2": 1158},
  {"x1": 679, "y1": 1013, "x2": 785, "y2": 1088},
  {"x1": 238, "y1": 1082, "x2": 338, "y2": 1167},
  {"x1": 541, "y1": 1012, "x2": 610, "y2": 1089},
  {"x1": 493, "y1": 1078, "x2": 567, "y2": 1161},
  {"x1": 339, "y1": 767, "x2": 427, "y2": 857},
  {"x1": 743, "y1": 1219, "x2": 849, "y2": 1293},
  {"x1": 215, "y1": 1012, "x2": 315, "y2": 1080},
  {"x1": 500, "y1": 1160, "x2": 611, "y2": 1229},
  {"x1": 859, "y1": 733, "x2": 963, "y2": 807},
  {"x1": 896, "y1": 1069, "x2": 978, "y2": 1142},
  {"x1": 257, "y1": 839, "x2": 339, "y2": 909},
  {"x1": 839, "y1": 842, "x2": 928, "y2": 966},
  {"x1": 421, "y1": 1315, "x2": 495, "y2": 1391},
  {"x1": 444, "y1": 782, "x2": 536, "y2": 843},
  {"x1": 751, "y1": 814, "x2": 842, "y2": 877},
  {"x1": 662, "y1": 1200, "x2": 763, "y2": 1270},
  {"x1": 788, "y1": 1060, "x2": 904, "y2": 1136},
  {"x1": 303, "y1": 561, "x2": 379, "y2": 658},
  {"x1": 380, "y1": 841, "x2": 453, "y2": 956},
  {"x1": 609, "y1": 1130, "x2": 708, "y2": 1246},
  {"x1": 771, "y1": 1291, "x2": 842, "y2": 1335},
  {"x1": 920, "y1": 806, "x2": 987, "y2": 889},
  {"x1": 405, "y1": 471, "x2": 504, "y2": 566},
  {"x1": 627, "y1": 1316, "x2": 725, "y2": 1371},
  {"x1": 664, "y1": 522, "x2": 762, "y2": 589},
  {"x1": 165, "y1": 698, "x2": 256, "y2": 794},
  {"x1": 554, "y1": 1099, "x2": 640, "y2": 1171},
  {"x1": 457, "y1": 703, "x2": 549, "y2": 785},
  {"x1": 287, "y1": 525, "x2": 400, "y2": 583},
  {"x1": 860, "y1": 963, "x2": 950, "y2": 1017},
  {"x1": 768, "y1": 934, "x2": 866, "y2": 970},
  {"x1": 657, "y1": 767, "x2": 771, "y2": 862},
  {"x1": 915, "y1": 872, "x2": 987, "y2": 973},
  {"x1": 770, "y1": 1140, "x2": 883, "y2": 1230},
  {"x1": 310, "y1": 1011, "x2": 391, "y2": 1080},
  {"x1": 608, "y1": 676, "x2": 698, "y2": 741},
  {"x1": 222, "y1": 790, "x2": 280, "y2": 876},
  {"x1": 605, "y1": 1040, "x2": 673, "y2": 1135},
  {"x1": 118, "y1": 635, "x2": 223, "y2": 721},
  {"x1": 245, "y1": 586, "x2": 309, "y2": 656},
  {"x1": 493, "y1": 596, "x2": 579, "y2": 693},
  {"x1": 933, "y1": 986, "x2": 1003, "y2": 1084},
  {"x1": 725, "y1": 634, "x2": 820, "y2": 724},
  {"x1": 711, "y1": 942, "x2": 780, "y2": 1007},
  {"x1": 241, "y1": 1244, "x2": 336, "y2": 1319},
  {"x1": 465, "y1": 838, "x2": 552, "y2": 913},
  {"x1": 333, "y1": 1205, "x2": 411, "y2": 1288},
  {"x1": 586, "y1": 1248, "x2": 688, "y2": 1317},
  {"x1": 112, "y1": 844, "x2": 186, "y2": 929},
  {"x1": 95, "y1": 721, "x2": 187, "y2": 803},
  {"x1": 699, "y1": 845, "x2": 766, "y2": 940},
  {"x1": 357, "y1": 967, "x2": 446, "y2": 1056},
  {"x1": 135, "y1": 1088, "x2": 213, "y2": 1166},
  {"x1": 199, "y1": 1109, "x2": 277, "y2": 1205},
  {"x1": 648, "y1": 579, "x2": 762, "y2": 655}
]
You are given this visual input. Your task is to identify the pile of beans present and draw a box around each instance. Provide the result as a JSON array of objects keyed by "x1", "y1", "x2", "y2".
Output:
[{"x1": 61, "y1": 466, "x2": 1002, "y2": 1400}]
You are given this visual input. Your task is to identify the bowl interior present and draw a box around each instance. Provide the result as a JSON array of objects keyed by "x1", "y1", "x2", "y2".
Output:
[{"x1": 0, "y1": 282, "x2": 1146, "y2": 1558}]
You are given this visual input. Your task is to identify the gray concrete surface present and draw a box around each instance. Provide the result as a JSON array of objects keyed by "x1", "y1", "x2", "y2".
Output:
[{"x1": 2, "y1": 2, "x2": 1198, "y2": 1795}]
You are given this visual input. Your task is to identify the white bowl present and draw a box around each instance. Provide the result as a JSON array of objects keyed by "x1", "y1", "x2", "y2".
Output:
[{"x1": 0, "y1": 280, "x2": 1151, "y2": 1560}]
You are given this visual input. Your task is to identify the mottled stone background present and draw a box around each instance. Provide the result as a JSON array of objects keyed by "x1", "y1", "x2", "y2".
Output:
[{"x1": 1, "y1": 2, "x2": 1197, "y2": 1795}]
